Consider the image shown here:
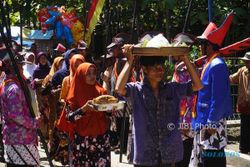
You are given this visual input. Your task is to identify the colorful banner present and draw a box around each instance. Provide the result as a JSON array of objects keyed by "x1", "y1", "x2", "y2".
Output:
[
  {"x1": 37, "y1": 6, "x2": 83, "y2": 46},
  {"x1": 219, "y1": 38, "x2": 250, "y2": 55},
  {"x1": 85, "y1": 0, "x2": 105, "y2": 46}
]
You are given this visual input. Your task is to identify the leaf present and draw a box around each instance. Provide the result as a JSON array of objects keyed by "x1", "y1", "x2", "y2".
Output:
[
  {"x1": 10, "y1": 12, "x2": 20, "y2": 25},
  {"x1": 198, "y1": 12, "x2": 209, "y2": 25},
  {"x1": 233, "y1": 7, "x2": 248, "y2": 17},
  {"x1": 165, "y1": 0, "x2": 177, "y2": 10},
  {"x1": 189, "y1": 14, "x2": 199, "y2": 26}
]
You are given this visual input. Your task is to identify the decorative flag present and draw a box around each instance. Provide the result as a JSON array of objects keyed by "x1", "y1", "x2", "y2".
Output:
[
  {"x1": 219, "y1": 38, "x2": 250, "y2": 55},
  {"x1": 84, "y1": 0, "x2": 105, "y2": 46}
]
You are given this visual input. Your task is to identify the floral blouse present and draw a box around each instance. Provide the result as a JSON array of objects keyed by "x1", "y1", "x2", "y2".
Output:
[
  {"x1": 0, "y1": 78, "x2": 39, "y2": 145},
  {"x1": 173, "y1": 63, "x2": 196, "y2": 124}
]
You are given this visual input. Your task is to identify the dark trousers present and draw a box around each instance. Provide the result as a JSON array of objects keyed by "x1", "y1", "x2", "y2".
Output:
[
  {"x1": 0, "y1": 124, "x2": 5, "y2": 163},
  {"x1": 134, "y1": 151, "x2": 175, "y2": 167},
  {"x1": 240, "y1": 113, "x2": 250, "y2": 153},
  {"x1": 116, "y1": 117, "x2": 129, "y2": 153},
  {"x1": 202, "y1": 149, "x2": 226, "y2": 167},
  {"x1": 175, "y1": 138, "x2": 193, "y2": 167}
]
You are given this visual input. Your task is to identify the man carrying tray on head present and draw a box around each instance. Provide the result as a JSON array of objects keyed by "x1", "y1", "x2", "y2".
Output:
[{"x1": 115, "y1": 34, "x2": 203, "y2": 167}]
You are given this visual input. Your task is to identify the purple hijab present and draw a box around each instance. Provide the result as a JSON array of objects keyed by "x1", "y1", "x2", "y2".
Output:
[{"x1": 32, "y1": 52, "x2": 50, "y2": 79}]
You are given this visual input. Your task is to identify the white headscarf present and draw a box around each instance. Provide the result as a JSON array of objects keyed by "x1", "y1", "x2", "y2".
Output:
[{"x1": 23, "y1": 52, "x2": 37, "y2": 80}]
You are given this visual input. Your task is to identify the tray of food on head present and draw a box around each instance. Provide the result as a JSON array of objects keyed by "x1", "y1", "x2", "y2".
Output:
[
  {"x1": 132, "y1": 45, "x2": 190, "y2": 57},
  {"x1": 92, "y1": 95, "x2": 125, "y2": 112}
]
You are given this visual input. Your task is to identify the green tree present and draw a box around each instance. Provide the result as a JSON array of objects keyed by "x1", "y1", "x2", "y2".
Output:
[{"x1": 4, "y1": 0, "x2": 250, "y2": 49}]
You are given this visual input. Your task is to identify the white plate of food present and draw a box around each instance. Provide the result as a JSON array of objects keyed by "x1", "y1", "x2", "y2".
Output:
[{"x1": 92, "y1": 95, "x2": 125, "y2": 112}]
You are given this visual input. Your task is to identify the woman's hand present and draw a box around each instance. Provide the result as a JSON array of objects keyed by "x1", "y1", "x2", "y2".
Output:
[
  {"x1": 81, "y1": 100, "x2": 95, "y2": 113},
  {"x1": 35, "y1": 116, "x2": 42, "y2": 126},
  {"x1": 51, "y1": 88, "x2": 61, "y2": 95},
  {"x1": 34, "y1": 78, "x2": 43, "y2": 84}
]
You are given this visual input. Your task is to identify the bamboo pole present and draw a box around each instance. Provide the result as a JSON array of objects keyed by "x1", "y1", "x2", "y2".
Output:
[
  {"x1": 19, "y1": 1, "x2": 23, "y2": 49},
  {"x1": 182, "y1": 0, "x2": 193, "y2": 33}
]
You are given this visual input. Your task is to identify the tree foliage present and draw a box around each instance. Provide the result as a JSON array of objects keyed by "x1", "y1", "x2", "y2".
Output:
[{"x1": 5, "y1": 0, "x2": 250, "y2": 47}]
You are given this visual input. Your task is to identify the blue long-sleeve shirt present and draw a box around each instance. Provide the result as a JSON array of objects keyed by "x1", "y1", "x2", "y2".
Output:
[
  {"x1": 192, "y1": 57, "x2": 233, "y2": 130},
  {"x1": 125, "y1": 78, "x2": 193, "y2": 165}
]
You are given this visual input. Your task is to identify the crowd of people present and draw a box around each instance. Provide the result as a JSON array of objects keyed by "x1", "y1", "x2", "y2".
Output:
[{"x1": 0, "y1": 12, "x2": 249, "y2": 167}]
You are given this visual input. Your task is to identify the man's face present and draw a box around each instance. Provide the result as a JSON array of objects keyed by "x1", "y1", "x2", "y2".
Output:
[
  {"x1": 200, "y1": 42, "x2": 215, "y2": 56},
  {"x1": 106, "y1": 57, "x2": 115, "y2": 67},
  {"x1": 112, "y1": 46, "x2": 121, "y2": 57},
  {"x1": 143, "y1": 63, "x2": 165, "y2": 82},
  {"x1": 200, "y1": 44, "x2": 207, "y2": 55},
  {"x1": 244, "y1": 60, "x2": 250, "y2": 69}
]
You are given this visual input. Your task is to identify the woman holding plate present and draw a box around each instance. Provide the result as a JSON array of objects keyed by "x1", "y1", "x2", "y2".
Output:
[{"x1": 58, "y1": 62, "x2": 111, "y2": 166}]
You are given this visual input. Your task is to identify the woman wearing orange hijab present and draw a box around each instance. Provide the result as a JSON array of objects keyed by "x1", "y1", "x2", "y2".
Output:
[
  {"x1": 60, "y1": 54, "x2": 85, "y2": 101},
  {"x1": 51, "y1": 54, "x2": 85, "y2": 165},
  {"x1": 65, "y1": 63, "x2": 110, "y2": 166}
]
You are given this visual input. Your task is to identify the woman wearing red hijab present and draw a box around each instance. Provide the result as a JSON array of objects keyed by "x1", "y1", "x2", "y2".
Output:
[
  {"x1": 50, "y1": 54, "x2": 85, "y2": 165},
  {"x1": 63, "y1": 63, "x2": 110, "y2": 166}
]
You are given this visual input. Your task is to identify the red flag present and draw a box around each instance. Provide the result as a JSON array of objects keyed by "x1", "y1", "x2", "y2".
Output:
[
  {"x1": 85, "y1": 0, "x2": 105, "y2": 46},
  {"x1": 219, "y1": 37, "x2": 250, "y2": 55}
]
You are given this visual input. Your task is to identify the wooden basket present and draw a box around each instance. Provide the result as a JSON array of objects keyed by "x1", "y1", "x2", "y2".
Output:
[{"x1": 132, "y1": 46, "x2": 190, "y2": 56}]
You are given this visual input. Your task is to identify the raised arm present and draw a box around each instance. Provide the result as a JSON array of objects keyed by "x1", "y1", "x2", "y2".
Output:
[
  {"x1": 229, "y1": 68, "x2": 240, "y2": 84},
  {"x1": 180, "y1": 54, "x2": 203, "y2": 91},
  {"x1": 102, "y1": 66, "x2": 112, "y2": 95},
  {"x1": 115, "y1": 44, "x2": 134, "y2": 96}
]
